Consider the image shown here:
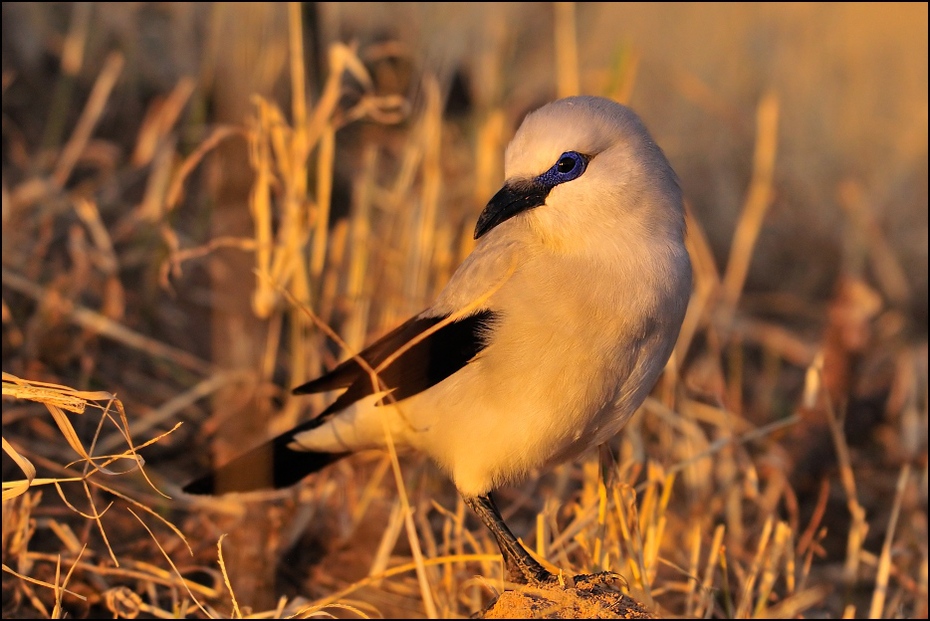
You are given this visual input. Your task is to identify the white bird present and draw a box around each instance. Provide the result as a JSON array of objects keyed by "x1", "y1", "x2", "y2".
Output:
[{"x1": 184, "y1": 95, "x2": 692, "y2": 585}]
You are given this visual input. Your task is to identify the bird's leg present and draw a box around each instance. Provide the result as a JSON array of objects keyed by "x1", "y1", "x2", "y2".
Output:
[{"x1": 463, "y1": 493, "x2": 556, "y2": 585}]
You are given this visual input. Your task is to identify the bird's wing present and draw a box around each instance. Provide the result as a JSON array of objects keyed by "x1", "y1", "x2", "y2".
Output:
[
  {"x1": 183, "y1": 310, "x2": 498, "y2": 495},
  {"x1": 293, "y1": 309, "x2": 498, "y2": 417}
]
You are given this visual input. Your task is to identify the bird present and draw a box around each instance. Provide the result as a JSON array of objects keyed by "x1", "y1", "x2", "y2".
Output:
[{"x1": 183, "y1": 95, "x2": 692, "y2": 586}]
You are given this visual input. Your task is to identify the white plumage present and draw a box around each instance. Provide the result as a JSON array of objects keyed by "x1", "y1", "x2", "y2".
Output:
[{"x1": 186, "y1": 95, "x2": 692, "y2": 584}]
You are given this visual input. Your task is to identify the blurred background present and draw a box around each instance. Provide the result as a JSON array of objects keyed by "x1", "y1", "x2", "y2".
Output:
[{"x1": 2, "y1": 3, "x2": 927, "y2": 619}]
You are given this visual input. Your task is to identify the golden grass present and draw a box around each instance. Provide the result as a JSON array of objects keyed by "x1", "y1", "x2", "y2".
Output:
[{"x1": 2, "y1": 2, "x2": 927, "y2": 619}]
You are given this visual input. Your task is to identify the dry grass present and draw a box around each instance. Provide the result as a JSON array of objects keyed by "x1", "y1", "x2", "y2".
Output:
[{"x1": 2, "y1": 3, "x2": 927, "y2": 619}]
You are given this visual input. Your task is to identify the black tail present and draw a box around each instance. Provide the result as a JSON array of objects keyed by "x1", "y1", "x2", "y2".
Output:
[{"x1": 182, "y1": 427, "x2": 348, "y2": 495}]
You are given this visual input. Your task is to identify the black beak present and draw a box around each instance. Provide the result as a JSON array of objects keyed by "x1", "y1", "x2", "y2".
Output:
[{"x1": 474, "y1": 180, "x2": 551, "y2": 239}]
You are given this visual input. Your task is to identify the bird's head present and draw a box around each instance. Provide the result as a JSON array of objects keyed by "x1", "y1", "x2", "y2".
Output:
[{"x1": 475, "y1": 96, "x2": 685, "y2": 258}]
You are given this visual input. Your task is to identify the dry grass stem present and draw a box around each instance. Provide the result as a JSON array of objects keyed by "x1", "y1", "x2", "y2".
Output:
[
  {"x1": 1, "y1": 270, "x2": 214, "y2": 374},
  {"x1": 721, "y1": 92, "x2": 779, "y2": 326}
]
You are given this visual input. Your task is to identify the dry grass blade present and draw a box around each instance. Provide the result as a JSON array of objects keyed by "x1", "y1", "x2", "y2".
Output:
[
  {"x1": 61, "y1": 481, "x2": 117, "y2": 565},
  {"x1": 0, "y1": 271, "x2": 214, "y2": 374},
  {"x1": 91, "y1": 471, "x2": 192, "y2": 552},
  {"x1": 22, "y1": 552, "x2": 219, "y2": 598},
  {"x1": 869, "y1": 464, "x2": 911, "y2": 618},
  {"x1": 217, "y1": 534, "x2": 242, "y2": 619},
  {"x1": 612, "y1": 484, "x2": 651, "y2": 604},
  {"x1": 694, "y1": 524, "x2": 726, "y2": 618},
  {"x1": 291, "y1": 553, "x2": 500, "y2": 616},
  {"x1": 72, "y1": 198, "x2": 119, "y2": 278},
  {"x1": 838, "y1": 179, "x2": 911, "y2": 306},
  {"x1": 2, "y1": 367, "x2": 196, "y2": 614},
  {"x1": 46, "y1": 403, "x2": 135, "y2": 476},
  {"x1": 52, "y1": 51, "x2": 124, "y2": 188},
  {"x1": 1, "y1": 562, "x2": 86, "y2": 601},
  {"x1": 683, "y1": 523, "x2": 702, "y2": 617},
  {"x1": 164, "y1": 125, "x2": 245, "y2": 212},
  {"x1": 591, "y1": 475, "x2": 609, "y2": 572},
  {"x1": 132, "y1": 76, "x2": 198, "y2": 167},
  {"x1": 124, "y1": 508, "x2": 213, "y2": 619},
  {"x1": 817, "y1": 364, "x2": 870, "y2": 598},
  {"x1": 374, "y1": 404, "x2": 439, "y2": 618},
  {"x1": 96, "y1": 372, "x2": 249, "y2": 453},
  {"x1": 735, "y1": 516, "x2": 773, "y2": 617},
  {"x1": 53, "y1": 543, "x2": 87, "y2": 618},
  {"x1": 756, "y1": 586, "x2": 830, "y2": 618},
  {"x1": 2, "y1": 373, "x2": 154, "y2": 495},
  {"x1": 720, "y1": 92, "x2": 779, "y2": 325},
  {"x1": 2, "y1": 372, "x2": 103, "y2": 413},
  {"x1": 752, "y1": 521, "x2": 791, "y2": 617},
  {"x1": 676, "y1": 202, "x2": 721, "y2": 362},
  {"x1": 2, "y1": 436, "x2": 37, "y2": 500}
]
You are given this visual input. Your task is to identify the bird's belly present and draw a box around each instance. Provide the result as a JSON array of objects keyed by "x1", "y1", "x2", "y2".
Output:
[{"x1": 403, "y1": 337, "x2": 634, "y2": 497}]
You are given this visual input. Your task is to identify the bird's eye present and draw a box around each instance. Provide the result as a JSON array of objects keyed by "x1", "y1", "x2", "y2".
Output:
[
  {"x1": 535, "y1": 151, "x2": 589, "y2": 188},
  {"x1": 557, "y1": 155, "x2": 577, "y2": 173}
]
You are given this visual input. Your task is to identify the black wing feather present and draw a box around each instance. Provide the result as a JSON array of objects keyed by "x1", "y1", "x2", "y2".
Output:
[
  {"x1": 183, "y1": 310, "x2": 497, "y2": 495},
  {"x1": 293, "y1": 310, "x2": 497, "y2": 414},
  {"x1": 182, "y1": 414, "x2": 349, "y2": 494},
  {"x1": 293, "y1": 315, "x2": 441, "y2": 394}
]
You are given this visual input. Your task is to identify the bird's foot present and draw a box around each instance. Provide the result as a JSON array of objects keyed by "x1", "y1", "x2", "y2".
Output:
[
  {"x1": 567, "y1": 570, "x2": 626, "y2": 589},
  {"x1": 507, "y1": 564, "x2": 626, "y2": 589},
  {"x1": 503, "y1": 554, "x2": 559, "y2": 586}
]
